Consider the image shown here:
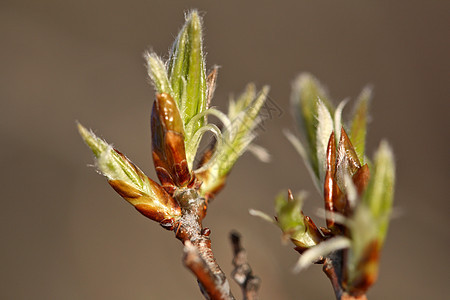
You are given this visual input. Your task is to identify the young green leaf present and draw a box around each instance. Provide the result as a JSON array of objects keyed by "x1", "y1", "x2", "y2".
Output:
[
  {"x1": 77, "y1": 123, "x2": 181, "y2": 224},
  {"x1": 362, "y1": 140, "x2": 395, "y2": 243},
  {"x1": 345, "y1": 141, "x2": 395, "y2": 293},
  {"x1": 168, "y1": 10, "x2": 207, "y2": 141},
  {"x1": 316, "y1": 99, "x2": 334, "y2": 186},
  {"x1": 252, "y1": 191, "x2": 323, "y2": 251},
  {"x1": 291, "y1": 73, "x2": 334, "y2": 178},
  {"x1": 146, "y1": 10, "x2": 209, "y2": 169},
  {"x1": 350, "y1": 87, "x2": 371, "y2": 164},
  {"x1": 277, "y1": 191, "x2": 323, "y2": 248},
  {"x1": 196, "y1": 85, "x2": 269, "y2": 197},
  {"x1": 145, "y1": 52, "x2": 173, "y2": 96}
]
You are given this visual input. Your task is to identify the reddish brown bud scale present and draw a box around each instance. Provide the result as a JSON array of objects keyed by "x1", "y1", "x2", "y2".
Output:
[
  {"x1": 304, "y1": 215, "x2": 324, "y2": 244},
  {"x1": 151, "y1": 93, "x2": 192, "y2": 189},
  {"x1": 293, "y1": 245, "x2": 309, "y2": 254},
  {"x1": 325, "y1": 128, "x2": 370, "y2": 232},
  {"x1": 165, "y1": 131, "x2": 187, "y2": 165},
  {"x1": 352, "y1": 164, "x2": 370, "y2": 195},
  {"x1": 108, "y1": 177, "x2": 181, "y2": 225},
  {"x1": 324, "y1": 131, "x2": 341, "y2": 231},
  {"x1": 154, "y1": 166, "x2": 175, "y2": 191},
  {"x1": 156, "y1": 93, "x2": 185, "y2": 135},
  {"x1": 109, "y1": 180, "x2": 143, "y2": 199},
  {"x1": 159, "y1": 218, "x2": 177, "y2": 230},
  {"x1": 339, "y1": 127, "x2": 361, "y2": 175},
  {"x1": 134, "y1": 204, "x2": 175, "y2": 225},
  {"x1": 114, "y1": 149, "x2": 149, "y2": 183}
]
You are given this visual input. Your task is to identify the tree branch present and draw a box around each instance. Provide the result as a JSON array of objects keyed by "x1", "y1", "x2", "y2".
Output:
[
  {"x1": 175, "y1": 193, "x2": 235, "y2": 300},
  {"x1": 230, "y1": 231, "x2": 261, "y2": 300},
  {"x1": 184, "y1": 240, "x2": 233, "y2": 300},
  {"x1": 323, "y1": 257, "x2": 344, "y2": 300}
]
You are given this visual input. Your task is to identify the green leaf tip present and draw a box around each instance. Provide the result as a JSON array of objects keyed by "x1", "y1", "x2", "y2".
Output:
[
  {"x1": 363, "y1": 140, "x2": 395, "y2": 243},
  {"x1": 77, "y1": 122, "x2": 108, "y2": 158},
  {"x1": 274, "y1": 191, "x2": 305, "y2": 233},
  {"x1": 274, "y1": 191, "x2": 323, "y2": 250},
  {"x1": 219, "y1": 85, "x2": 269, "y2": 174},
  {"x1": 145, "y1": 52, "x2": 173, "y2": 96},
  {"x1": 167, "y1": 10, "x2": 207, "y2": 137},
  {"x1": 350, "y1": 87, "x2": 372, "y2": 164},
  {"x1": 345, "y1": 141, "x2": 395, "y2": 292},
  {"x1": 78, "y1": 122, "x2": 148, "y2": 192},
  {"x1": 214, "y1": 85, "x2": 269, "y2": 175},
  {"x1": 290, "y1": 73, "x2": 335, "y2": 184}
]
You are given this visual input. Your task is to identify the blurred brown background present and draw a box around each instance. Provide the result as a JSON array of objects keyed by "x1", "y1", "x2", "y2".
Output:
[{"x1": 1, "y1": 0, "x2": 448, "y2": 299}]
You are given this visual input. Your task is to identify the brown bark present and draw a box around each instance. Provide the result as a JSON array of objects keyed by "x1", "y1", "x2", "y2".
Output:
[
  {"x1": 174, "y1": 191, "x2": 235, "y2": 300},
  {"x1": 230, "y1": 232, "x2": 261, "y2": 300}
]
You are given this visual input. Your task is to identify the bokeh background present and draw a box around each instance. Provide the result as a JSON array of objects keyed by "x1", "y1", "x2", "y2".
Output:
[{"x1": 1, "y1": 0, "x2": 448, "y2": 299}]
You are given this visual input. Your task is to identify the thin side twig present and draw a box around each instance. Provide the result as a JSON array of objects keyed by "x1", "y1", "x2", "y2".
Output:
[
  {"x1": 323, "y1": 256, "x2": 367, "y2": 300},
  {"x1": 230, "y1": 231, "x2": 261, "y2": 300},
  {"x1": 323, "y1": 257, "x2": 344, "y2": 300}
]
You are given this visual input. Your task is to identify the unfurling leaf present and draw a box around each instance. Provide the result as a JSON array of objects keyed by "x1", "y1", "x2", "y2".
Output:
[
  {"x1": 291, "y1": 73, "x2": 334, "y2": 180},
  {"x1": 251, "y1": 191, "x2": 323, "y2": 252},
  {"x1": 145, "y1": 53, "x2": 173, "y2": 97},
  {"x1": 145, "y1": 11, "x2": 227, "y2": 173},
  {"x1": 277, "y1": 72, "x2": 394, "y2": 298},
  {"x1": 196, "y1": 85, "x2": 270, "y2": 198},
  {"x1": 167, "y1": 10, "x2": 207, "y2": 142},
  {"x1": 350, "y1": 87, "x2": 371, "y2": 164},
  {"x1": 78, "y1": 123, "x2": 181, "y2": 226},
  {"x1": 316, "y1": 99, "x2": 334, "y2": 186},
  {"x1": 345, "y1": 141, "x2": 395, "y2": 294},
  {"x1": 362, "y1": 140, "x2": 395, "y2": 243},
  {"x1": 143, "y1": 11, "x2": 269, "y2": 201},
  {"x1": 275, "y1": 191, "x2": 323, "y2": 251}
]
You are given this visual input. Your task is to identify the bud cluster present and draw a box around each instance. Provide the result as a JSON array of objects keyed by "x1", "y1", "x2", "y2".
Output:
[
  {"x1": 78, "y1": 11, "x2": 269, "y2": 231},
  {"x1": 253, "y1": 73, "x2": 395, "y2": 296}
]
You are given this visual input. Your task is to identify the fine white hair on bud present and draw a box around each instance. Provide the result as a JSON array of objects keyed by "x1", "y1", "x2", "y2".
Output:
[
  {"x1": 333, "y1": 100, "x2": 347, "y2": 143},
  {"x1": 315, "y1": 99, "x2": 334, "y2": 186},
  {"x1": 77, "y1": 122, "x2": 150, "y2": 195},
  {"x1": 196, "y1": 84, "x2": 270, "y2": 197}
]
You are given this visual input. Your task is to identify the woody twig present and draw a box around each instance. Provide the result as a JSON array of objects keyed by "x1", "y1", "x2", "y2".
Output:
[{"x1": 230, "y1": 232, "x2": 261, "y2": 300}]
